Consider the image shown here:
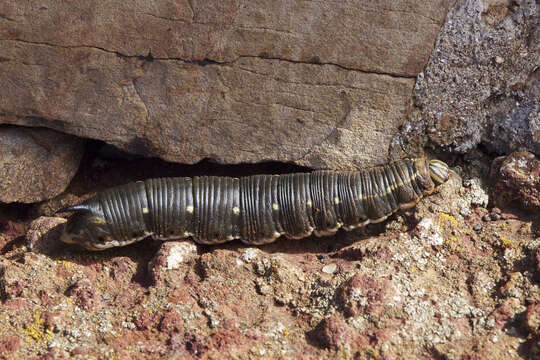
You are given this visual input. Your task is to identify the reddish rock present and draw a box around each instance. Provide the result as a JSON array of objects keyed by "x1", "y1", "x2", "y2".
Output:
[
  {"x1": 0, "y1": 336, "x2": 20, "y2": 357},
  {"x1": 490, "y1": 151, "x2": 540, "y2": 212},
  {"x1": 338, "y1": 274, "x2": 394, "y2": 318},
  {"x1": 210, "y1": 329, "x2": 244, "y2": 351},
  {"x1": 40, "y1": 348, "x2": 68, "y2": 360},
  {"x1": 2, "y1": 298, "x2": 27, "y2": 310},
  {"x1": 159, "y1": 310, "x2": 184, "y2": 335},
  {"x1": 313, "y1": 316, "x2": 351, "y2": 350},
  {"x1": 41, "y1": 311, "x2": 58, "y2": 332},
  {"x1": 108, "y1": 257, "x2": 134, "y2": 282},
  {"x1": 178, "y1": 333, "x2": 208, "y2": 356},
  {"x1": 67, "y1": 278, "x2": 102, "y2": 311},
  {"x1": 70, "y1": 347, "x2": 90, "y2": 356},
  {"x1": 37, "y1": 289, "x2": 54, "y2": 307},
  {"x1": 526, "y1": 301, "x2": 540, "y2": 335},
  {"x1": 149, "y1": 241, "x2": 198, "y2": 285},
  {"x1": 134, "y1": 310, "x2": 159, "y2": 331},
  {"x1": 488, "y1": 299, "x2": 520, "y2": 330}
]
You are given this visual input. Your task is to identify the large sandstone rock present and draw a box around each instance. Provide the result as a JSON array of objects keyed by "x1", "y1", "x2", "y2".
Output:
[
  {"x1": 393, "y1": 0, "x2": 539, "y2": 156},
  {"x1": 0, "y1": 0, "x2": 451, "y2": 169},
  {"x1": 0, "y1": 127, "x2": 84, "y2": 203}
]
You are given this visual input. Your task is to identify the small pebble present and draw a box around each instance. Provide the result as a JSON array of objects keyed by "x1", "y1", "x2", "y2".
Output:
[
  {"x1": 490, "y1": 213, "x2": 501, "y2": 221},
  {"x1": 322, "y1": 263, "x2": 338, "y2": 274},
  {"x1": 473, "y1": 225, "x2": 482, "y2": 232},
  {"x1": 482, "y1": 214, "x2": 491, "y2": 222}
]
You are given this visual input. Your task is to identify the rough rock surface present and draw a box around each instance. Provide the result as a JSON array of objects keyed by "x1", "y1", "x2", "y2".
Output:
[
  {"x1": 0, "y1": 126, "x2": 84, "y2": 203},
  {"x1": 1, "y1": 153, "x2": 539, "y2": 359},
  {"x1": 490, "y1": 151, "x2": 540, "y2": 211},
  {"x1": 0, "y1": 0, "x2": 451, "y2": 168},
  {"x1": 393, "y1": 0, "x2": 539, "y2": 156}
]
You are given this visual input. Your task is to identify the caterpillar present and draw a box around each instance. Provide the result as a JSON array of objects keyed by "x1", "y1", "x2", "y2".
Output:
[{"x1": 57, "y1": 158, "x2": 449, "y2": 250}]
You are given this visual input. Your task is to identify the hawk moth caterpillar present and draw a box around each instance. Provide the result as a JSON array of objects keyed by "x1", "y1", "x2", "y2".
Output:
[{"x1": 57, "y1": 158, "x2": 449, "y2": 250}]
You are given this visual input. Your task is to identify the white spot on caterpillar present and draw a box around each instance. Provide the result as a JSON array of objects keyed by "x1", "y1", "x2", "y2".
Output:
[
  {"x1": 334, "y1": 197, "x2": 340, "y2": 204},
  {"x1": 306, "y1": 200, "x2": 312, "y2": 207},
  {"x1": 226, "y1": 235, "x2": 234, "y2": 241},
  {"x1": 142, "y1": 207, "x2": 149, "y2": 214},
  {"x1": 186, "y1": 205, "x2": 194, "y2": 213},
  {"x1": 272, "y1": 231, "x2": 282, "y2": 239},
  {"x1": 272, "y1": 203, "x2": 279, "y2": 210},
  {"x1": 232, "y1": 206, "x2": 240, "y2": 215},
  {"x1": 183, "y1": 231, "x2": 192, "y2": 237}
]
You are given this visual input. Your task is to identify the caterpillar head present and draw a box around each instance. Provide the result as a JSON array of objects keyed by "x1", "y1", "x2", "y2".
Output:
[
  {"x1": 428, "y1": 159, "x2": 450, "y2": 185},
  {"x1": 56, "y1": 204, "x2": 116, "y2": 251}
]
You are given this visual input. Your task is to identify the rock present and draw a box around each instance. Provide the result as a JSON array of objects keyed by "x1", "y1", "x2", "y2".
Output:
[
  {"x1": 0, "y1": 126, "x2": 84, "y2": 203},
  {"x1": 149, "y1": 241, "x2": 199, "y2": 284},
  {"x1": 321, "y1": 263, "x2": 338, "y2": 275},
  {"x1": 0, "y1": 1, "x2": 451, "y2": 168},
  {"x1": 394, "y1": 0, "x2": 538, "y2": 155},
  {"x1": 0, "y1": 336, "x2": 20, "y2": 357},
  {"x1": 25, "y1": 216, "x2": 66, "y2": 255},
  {"x1": 312, "y1": 316, "x2": 352, "y2": 350},
  {"x1": 525, "y1": 301, "x2": 540, "y2": 335},
  {"x1": 490, "y1": 151, "x2": 540, "y2": 211},
  {"x1": 66, "y1": 278, "x2": 102, "y2": 312},
  {"x1": 338, "y1": 274, "x2": 394, "y2": 318}
]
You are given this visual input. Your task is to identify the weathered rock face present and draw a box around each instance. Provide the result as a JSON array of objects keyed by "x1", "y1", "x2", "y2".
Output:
[
  {"x1": 394, "y1": 0, "x2": 539, "y2": 156},
  {"x1": 490, "y1": 151, "x2": 540, "y2": 211},
  {"x1": 0, "y1": 127, "x2": 84, "y2": 203},
  {"x1": 0, "y1": 0, "x2": 451, "y2": 169}
]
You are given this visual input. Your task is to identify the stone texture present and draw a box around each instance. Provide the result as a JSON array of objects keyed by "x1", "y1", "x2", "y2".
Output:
[
  {"x1": 490, "y1": 151, "x2": 540, "y2": 211},
  {"x1": 393, "y1": 0, "x2": 539, "y2": 156},
  {"x1": 0, "y1": 0, "x2": 451, "y2": 168},
  {"x1": 0, "y1": 126, "x2": 84, "y2": 203},
  {"x1": 25, "y1": 216, "x2": 66, "y2": 255}
]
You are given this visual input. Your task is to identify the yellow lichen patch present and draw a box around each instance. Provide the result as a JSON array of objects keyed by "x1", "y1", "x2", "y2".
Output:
[
  {"x1": 56, "y1": 259, "x2": 74, "y2": 268},
  {"x1": 23, "y1": 311, "x2": 52, "y2": 343},
  {"x1": 444, "y1": 235, "x2": 462, "y2": 251},
  {"x1": 439, "y1": 212, "x2": 458, "y2": 228},
  {"x1": 500, "y1": 236, "x2": 512, "y2": 248}
]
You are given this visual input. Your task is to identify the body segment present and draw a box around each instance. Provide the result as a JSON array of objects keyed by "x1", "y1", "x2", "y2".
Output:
[{"x1": 59, "y1": 158, "x2": 449, "y2": 250}]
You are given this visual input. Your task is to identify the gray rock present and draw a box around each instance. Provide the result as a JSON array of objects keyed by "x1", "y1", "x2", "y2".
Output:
[
  {"x1": 0, "y1": 127, "x2": 84, "y2": 203},
  {"x1": 394, "y1": 0, "x2": 539, "y2": 156}
]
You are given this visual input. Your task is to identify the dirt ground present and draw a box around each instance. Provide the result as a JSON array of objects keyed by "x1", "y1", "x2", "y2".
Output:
[{"x1": 0, "y1": 149, "x2": 539, "y2": 359}]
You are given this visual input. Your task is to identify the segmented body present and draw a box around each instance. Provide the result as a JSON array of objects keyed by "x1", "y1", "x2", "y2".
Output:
[{"x1": 75, "y1": 158, "x2": 440, "y2": 247}]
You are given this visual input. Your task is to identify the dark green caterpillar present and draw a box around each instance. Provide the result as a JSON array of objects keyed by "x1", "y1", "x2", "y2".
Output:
[{"x1": 58, "y1": 158, "x2": 449, "y2": 250}]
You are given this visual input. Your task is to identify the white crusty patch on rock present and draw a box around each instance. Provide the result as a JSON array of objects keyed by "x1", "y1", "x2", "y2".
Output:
[
  {"x1": 240, "y1": 248, "x2": 260, "y2": 264},
  {"x1": 166, "y1": 241, "x2": 198, "y2": 270},
  {"x1": 416, "y1": 217, "x2": 444, "y2": 246}
]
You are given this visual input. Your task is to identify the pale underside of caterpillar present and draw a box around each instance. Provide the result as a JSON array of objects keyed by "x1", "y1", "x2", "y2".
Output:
[{"x1": 58, "y1": 158, "x2": 449, "y2": 250}]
